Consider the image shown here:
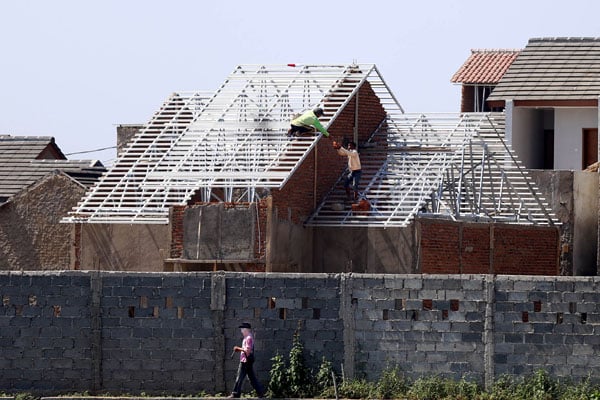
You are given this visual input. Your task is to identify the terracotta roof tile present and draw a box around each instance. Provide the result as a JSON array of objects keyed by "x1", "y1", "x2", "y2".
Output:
[{"x1": 451, "y1": 49, "x2": 521, "y2": 84}]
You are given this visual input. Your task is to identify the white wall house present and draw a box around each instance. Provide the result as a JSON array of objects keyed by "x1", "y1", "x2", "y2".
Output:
[{"x1": 486, "y1": 37, "x2": 600, "y2": 275}]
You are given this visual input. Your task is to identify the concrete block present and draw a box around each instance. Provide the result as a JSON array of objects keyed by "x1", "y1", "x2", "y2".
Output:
[
  {"x1": 504, "y1": 333, "x2": 524, "y2": 343},
  {"x1": 426, "y1": 352, "x2": 448, "y2": 363},
  {"x1": 564, "y1": 335, "x2": 585, "y2": 345},
  {"x1": 506, "y1": 291, "x2": 528, "y2": 302},
  {"x1": 573, "y1": 324, "x2": 594, "y2": 334},
  {"x1": 449, "y1": 321, "x2": 472, "y2": 333},
  {"x1": 412, "y1": 321, "x2": 432, "y2": 331},
  {"x1": 403, "y1": 279, "x2": 422, "y2": 290},
  {"x1": 552, "y1": 279, "x2": 573, "y2": 292},
  {"x1": 403, "y1": 330, "x2": 424, "y2": 342},
  {"x1": 383, "y1": 276, "x2": 403, "y2": 289},
  {"x1": 563, "y1": 292, "x2": 582, "y2": 302},
  {"x1": 431, "y1": 321, "x2": 451, "y2": 331},
  {"x1": 532, "y1": 323, "x2": 554, "y2": 334},
  {"x1": 435, "y1": 342, "x2": 456, "y2": 352},
  {"x1": 494, "y1": 278, "x2": 514, "y2": 291},
  {"x1": 461, "y1": 332, "x2": 482, "y2": 343},
  {"x1": 582, "y1": 292, "x2": 600, "y2": 304},
  {"x1": 442, "y1": 332, "x2": 462, "y2": 342},
  {"x1": 576, "y1": 302, "x2": 597, "y2": 313},
  {"x1": 543, "y1": 333, "x2": 565, "y2": 346},
  {"x1": 574, "y1": 280, "x2": 595, "y2": 292},
  {"x1": 403, "y1": 299, "x2": 422, "y2": 310},
  {"x1": 463, "y1": 290, "x2": 484, "y2": 301}
]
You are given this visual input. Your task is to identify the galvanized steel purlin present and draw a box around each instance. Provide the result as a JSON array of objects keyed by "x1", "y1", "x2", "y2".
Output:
[
  {"x1": 63, "y1": 64, "x2": 378, "y2": 223},
  {"x1": 305, "y1": 112, "x2": 559, "y2": 228},
  {"x1": 63, "y1": 92, "x2": 213, "y2": 224}
]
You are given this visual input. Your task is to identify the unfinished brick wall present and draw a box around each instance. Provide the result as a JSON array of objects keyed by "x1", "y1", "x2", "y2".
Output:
[
  {"x1": 169, "y1": 205, "x2": 186, "y2": 259},
  {"x1": 168, "y1": 82, "x2": 387, "y2": 269},
  {"x1": 270, "y1": 81, "x2": 387, "y2": 224},
  {"x1": 493, "y1": 224, "x2": 560, "y2": 275},
  {"x1": 419, "y1": 218, "x2": 560, "y2": 275},
  {"x1": 0, "y1": 172, "x2": 84, "y2": 270}
]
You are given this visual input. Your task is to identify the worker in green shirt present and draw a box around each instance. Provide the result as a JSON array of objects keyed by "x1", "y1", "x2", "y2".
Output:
[{"x1": 287, "y1": 107, "x2": 331, "y2": 138}]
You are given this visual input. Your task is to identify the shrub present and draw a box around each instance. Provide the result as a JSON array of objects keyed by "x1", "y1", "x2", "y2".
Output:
[
  {"x1": 314, "y1": 356, "x2": 337, "y2": 397},
  {"x1": 337, "y1": 378, "x2": 376, "y2": 399},
  {"x1": 373, "y1": 365, "x2": 410, "y2": 399},
  {"x1": 287, "y1": 330, "x2": 311, "y2": 397},
  {"x1": 267, "y1": 352, "x2": 288, "y2": 398},
  {"x1": 267, "y1": 329, "x2": 312, "y2": 398}
]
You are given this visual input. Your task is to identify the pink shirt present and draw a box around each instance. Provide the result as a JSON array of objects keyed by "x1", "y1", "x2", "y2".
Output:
[{"x1": 240, "y1": 334, "x2": 254, "y2": 362}]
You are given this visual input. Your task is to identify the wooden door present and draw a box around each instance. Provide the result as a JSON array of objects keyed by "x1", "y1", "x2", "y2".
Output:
[{"x1": 582, "y1": 128, "x2": 598, "y2": 169}]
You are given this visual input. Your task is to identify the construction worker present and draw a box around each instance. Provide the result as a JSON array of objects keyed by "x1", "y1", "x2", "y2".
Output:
[
  {"x1": 335, "y1": 140, "x2": 362, "y2": 201},
  {"x1": 287, "y1": 107, "x2": 330, "y2": 138}
]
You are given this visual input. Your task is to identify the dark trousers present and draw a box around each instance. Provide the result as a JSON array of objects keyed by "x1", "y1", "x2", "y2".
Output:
[
  {"x1": 231, "y1": 359, "x2": 264, "y2": 397},
  {"x1": 344, "y1": 169, "x2": 362, "y2": 192},
  {"x1": 288, "y1": 124, "x2": 313, "y2": 136}
]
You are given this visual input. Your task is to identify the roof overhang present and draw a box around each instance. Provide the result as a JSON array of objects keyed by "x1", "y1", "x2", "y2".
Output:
[{"x1": 487, "y1": 98, "x2": 599, "y2": 109}]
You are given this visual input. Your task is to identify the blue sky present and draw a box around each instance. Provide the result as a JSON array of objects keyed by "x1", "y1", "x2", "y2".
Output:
[{"x1": 1, "y1": 0, "x2": 599, "y2": 165}]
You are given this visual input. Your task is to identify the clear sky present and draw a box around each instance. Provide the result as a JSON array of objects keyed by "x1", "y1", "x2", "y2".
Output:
[{"x1": 1, "y1": 0, "x2": 599, "y2": 165}]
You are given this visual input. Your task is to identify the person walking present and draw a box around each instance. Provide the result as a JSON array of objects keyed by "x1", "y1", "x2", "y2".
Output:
[
  {"x1": 228, "y1": 322, "x2": 265, "y2": 398},
  {"x1": 287, "y1": 107, "x2": 330, "y2": 138},
  {"x1": 335, "y1": 140, "x2": 362, "y2": 201}
]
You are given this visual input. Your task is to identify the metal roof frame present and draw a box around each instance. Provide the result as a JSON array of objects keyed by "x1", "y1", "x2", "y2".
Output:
[
  {"x1": 65, "y1": 64, "x2": 392, "y2": 224},
  {"x1": 305, "y1": 112, "x2": 559, "y2": 228}
]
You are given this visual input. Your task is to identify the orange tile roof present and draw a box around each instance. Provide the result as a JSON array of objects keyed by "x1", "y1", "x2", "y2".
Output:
[{"x1": 451, "y1": 49, "x2": 521, "y2": 84}]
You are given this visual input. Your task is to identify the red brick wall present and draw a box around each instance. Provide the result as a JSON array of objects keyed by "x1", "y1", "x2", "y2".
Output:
[
  {"x1": 461, "y1": 224, "x2": 491, "y2": 274},
  {"x1": 169, "y1": 81, "x2": 387, "y2": 270},
  {"x1": 418, "y1": 221, "x2": 461, "y2": 273},
  {"x1": 170, "y1": 205, "x2": 186, "y2": 258},
  {"x1": 493, "y1": 224, "x2": 560, "y2": 275},
  {"x1": 271, "y1": 81, "x2": 387, "y2": 224},
  {"x1": 419, "y1": 218, "x2": 560, "y2": 275},
  {"x1": 461, "y1": 85, "x2": 474, "y2": 113}
]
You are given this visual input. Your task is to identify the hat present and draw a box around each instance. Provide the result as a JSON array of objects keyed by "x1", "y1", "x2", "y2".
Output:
[
  {"x1": 313, "y1": 107, "x2": 324, "y2": 117},
  {"x1": 238, "y1": 322, "x2": 252, "y2": 329}
]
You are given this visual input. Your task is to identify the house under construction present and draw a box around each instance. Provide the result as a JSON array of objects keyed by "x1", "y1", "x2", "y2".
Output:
[{"x1": 64, "y1": 64, "x2": 560, "y2": 274}]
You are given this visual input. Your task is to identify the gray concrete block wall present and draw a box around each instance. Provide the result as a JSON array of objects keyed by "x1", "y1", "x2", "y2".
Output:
[
  {"x1": 350, "y1": 275, "x2": 486, "y2": 382},
  {"x1": 493, "y1": 276, "x2": 600, "y2": 378},
  {"x1": 2, "y1": 271, "x2": 600, "y2": 395},
  {"x1": 222, "y1": 273, "x2": 344, "y2": 391},
  {"x1": 100, "y1": 273, "x2": 214, "y2": 393},
  {"x1": 0, "y1": 272, "x2": 94, "y2": 392}
]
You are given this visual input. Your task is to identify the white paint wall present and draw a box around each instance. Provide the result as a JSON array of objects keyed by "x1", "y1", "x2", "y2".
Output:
[
  {"x1": 554, "y1": 108, "x2": 598, "y2": 170},
  {"x1": 510, "y1": 107, "x2": 543, "y2": 168}
]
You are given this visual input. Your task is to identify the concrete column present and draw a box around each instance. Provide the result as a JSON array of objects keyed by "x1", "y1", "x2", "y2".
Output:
[
  {"x1": 90, "y1": 271, "x2": 102, "y2": 393},
  {"x1": 483, "y1": 274, "x2": 496, "y2": 390},
  {"x1": 211, "y1": 272, "x2": 226, "y2": 392},
  {"x1": 340, "y1": 273, "x2": 355, "y2": 379},
  {"x1": 505, "y1": 99, "x2": 514, "y2": 147}
]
